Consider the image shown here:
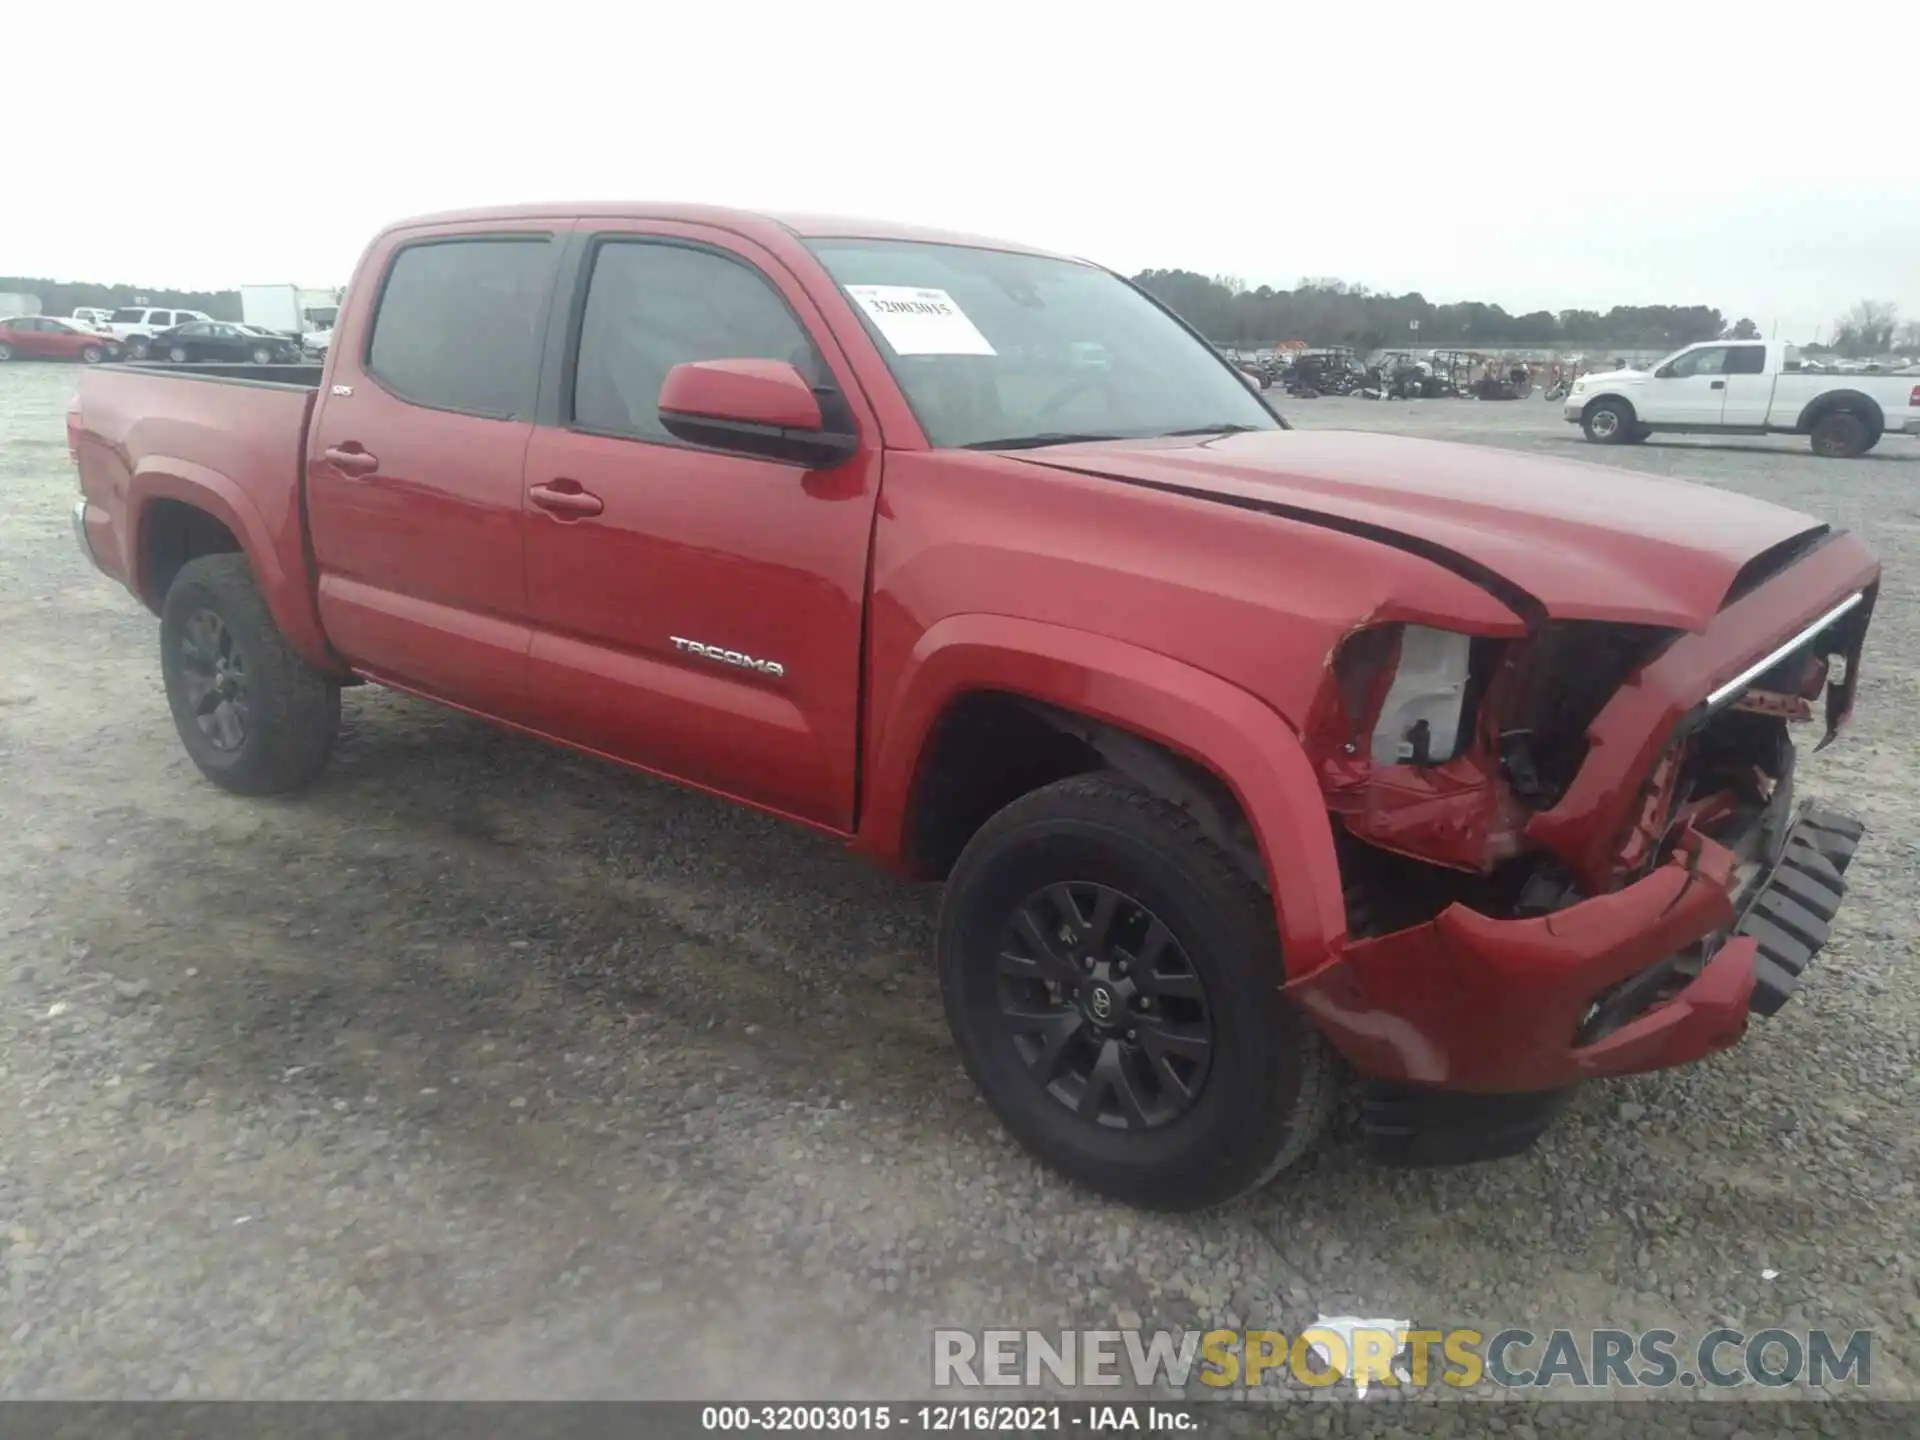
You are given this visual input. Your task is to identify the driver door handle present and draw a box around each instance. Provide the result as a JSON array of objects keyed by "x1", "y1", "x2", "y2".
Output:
[
  {"x1": 1710, "y1": 380, "x2": 1725, "y2": 390},
  {"x1": 323, "y1": 444, "x2": 379, "y2": 475},
  {"x1": 529, "y1": 479, "x2": 604, "y2": 519}
]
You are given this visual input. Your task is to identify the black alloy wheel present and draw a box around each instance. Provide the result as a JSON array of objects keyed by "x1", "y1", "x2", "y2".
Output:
[
  {"x1": 996, "y1": 881, "x2": 1213, "y2": 1131},
  {"x1": 938, "y1": 773, "x2": 1332, "y2": 1210},
  {"x1": 175, "y1": 608, "x2": 251, "y2": 752}
]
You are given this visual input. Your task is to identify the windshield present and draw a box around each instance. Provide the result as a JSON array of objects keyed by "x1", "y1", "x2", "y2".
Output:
[{"x1": 807, "y1": 239, "x2": 1280, "y2": 449}]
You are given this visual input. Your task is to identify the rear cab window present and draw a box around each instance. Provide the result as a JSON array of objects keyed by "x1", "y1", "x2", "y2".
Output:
[
  {"x1": 1725, "y1": 345, "x2": 1766, "y2": 376},
  {"x1": 365, "y1": 236, "x2": 555, "y2": 418}
]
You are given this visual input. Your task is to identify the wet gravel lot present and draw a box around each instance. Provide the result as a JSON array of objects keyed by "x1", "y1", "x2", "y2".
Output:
[{"x1": 2, "y1": 364, "x2": 1916, "y2": 1417}]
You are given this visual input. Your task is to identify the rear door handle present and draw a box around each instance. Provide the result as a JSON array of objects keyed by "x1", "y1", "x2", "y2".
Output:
[
  {"x1": 529, "y1": 480, "x2": 604, "y2": 519},
  {"x1": 323, "y1": 444, "x2": 379, "y2": 475}
]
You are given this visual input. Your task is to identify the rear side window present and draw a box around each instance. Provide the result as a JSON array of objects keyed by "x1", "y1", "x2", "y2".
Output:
[
  {"x1": 367, "y1": 237, "x2": 554, "y2": 418},
  {"x1": 571, "y1": 240, "x2": 817, "y2": 442},
  {"x1": 110, "y1": 308, "x2": 142, "y2": 324},
  {"x1": 1726, "y1": 345, "x2": 1766, "y2": 376}
]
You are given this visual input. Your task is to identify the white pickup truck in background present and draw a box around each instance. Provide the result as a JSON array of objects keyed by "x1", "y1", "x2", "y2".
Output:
[{"x1": 1566, "y1": 340, "x2": 1920, "y2": 457}]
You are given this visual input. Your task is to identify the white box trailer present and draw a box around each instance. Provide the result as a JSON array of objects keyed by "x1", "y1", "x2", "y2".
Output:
[{"x1": 240, "y1": 284, "x2": 304, "y2": 337}]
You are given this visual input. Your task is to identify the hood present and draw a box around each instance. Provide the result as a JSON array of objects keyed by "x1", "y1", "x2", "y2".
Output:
[
  {"x1": 1009, "y1": 429, "x2": 1824, "y2": 631},
  {"x1": 1574, "y1": 368, "x2": 1643, "y2": 386}
]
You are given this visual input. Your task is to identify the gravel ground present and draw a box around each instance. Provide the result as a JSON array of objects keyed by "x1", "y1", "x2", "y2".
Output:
[{"x1": 1, "y1": 365, "x2": 1916, "y2": 1414}]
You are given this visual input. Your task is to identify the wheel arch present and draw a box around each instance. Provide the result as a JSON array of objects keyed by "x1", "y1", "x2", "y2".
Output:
[
  {"x1": 1582, "y1": 392, "x2": 1637, "y2": 422},
  {"x1": 856, "y1": 614, "x2": 1349, "y2": 979},
  {"x1": 1795, "y1": 389, "x2": 1885, "y2": 435},
  {"x1": 127, "y1": 463, "x2": 338, "y2": 672}
]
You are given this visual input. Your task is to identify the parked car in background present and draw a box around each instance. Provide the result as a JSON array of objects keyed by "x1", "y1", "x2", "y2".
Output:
[
  {"x1": 145, "y1": 320, "x2": 301, "y2": 365},
  {"x1": 1568, "y1": 340, "x2": 1920, "y2": 457},
  {"x1": 302, "y1": 327, "x2": 332, "y2": 355},
  {"x1": 71, "y1": 307, "x2": 115, "y2": 330},
  {"x1": 107, "y1": 307, "x2": 214, "y2": 357},
  {"x1": 0, "y1": 314, "x2": 120, "y2": 363}
]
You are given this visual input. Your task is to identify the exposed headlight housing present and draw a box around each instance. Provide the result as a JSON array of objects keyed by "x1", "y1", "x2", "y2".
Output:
[
  {"x1": 1370, "y1": 625, "x2": 1473, "y2": 765},
  {"x1": 1330, "y1": 624, "x2": 1482, "y2": 768}
]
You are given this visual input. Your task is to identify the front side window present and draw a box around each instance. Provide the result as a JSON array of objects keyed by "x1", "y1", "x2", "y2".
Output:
[
  {"x1": 572, "y1": 240, "x2": 817, "y2": 442},
  {"x1": 367, "y1": 236, "x2": 554, "y2": 418},
  {"x1": 1667, "y1": 346, "x2": 1730, "y2": 378},
  {"x1": 808, "y1": 238, "x2": 1277, "y2": 448}
]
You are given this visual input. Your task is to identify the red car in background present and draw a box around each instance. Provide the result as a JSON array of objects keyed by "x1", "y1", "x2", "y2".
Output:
[{"x1": 0, "y1": 315, "x2": 121, "y2": 363}]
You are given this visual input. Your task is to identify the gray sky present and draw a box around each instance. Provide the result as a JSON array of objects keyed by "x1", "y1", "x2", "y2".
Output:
[{"x1": 12, "y1": 1, "x2": 1916, "y2": 342}]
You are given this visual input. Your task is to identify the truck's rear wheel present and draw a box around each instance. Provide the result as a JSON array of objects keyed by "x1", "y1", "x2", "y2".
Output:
[
  {"x1": 1809, "y1": 411, "x2": 1871, "y2": 458},
  {"x1": 937, "y1": 773, "x2": 1331, "y2": 1211},
  {"x1": 1581, "y1": 398, "x2": 1634, "y2": 444},
  {"x1": 159, "y1": 553, "x2": 340, "y2": 795}
]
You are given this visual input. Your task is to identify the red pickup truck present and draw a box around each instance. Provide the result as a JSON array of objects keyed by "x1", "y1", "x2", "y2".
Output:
[{"x1": 69, "y1": 203, "x2": 1878, "y2": 1210}]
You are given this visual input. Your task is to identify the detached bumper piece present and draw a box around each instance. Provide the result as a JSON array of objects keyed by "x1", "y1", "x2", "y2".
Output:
[
  {"x1": 1360, "y1": 1083, "x2": 1571, "y2": 1167},
  {"x1": 1741, "y1": 804, "x2": 1864, "y2": 1016}
]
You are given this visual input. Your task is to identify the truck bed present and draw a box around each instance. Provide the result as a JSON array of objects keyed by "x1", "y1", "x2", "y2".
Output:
[
  {"x1": 71, "y1": 360, "x2": 333, "y2": 668},
  {"x1": 1772, "y1": 369, "x2": 1920, "y2": 432},
  {"x1": 117, "y1": 359, "x2": 325, "y2": 388}
]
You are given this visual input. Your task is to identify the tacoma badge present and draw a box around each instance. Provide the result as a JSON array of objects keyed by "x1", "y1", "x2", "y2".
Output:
[{"x1": 670, "y1": 636, "x2": 785, "y2": 679}]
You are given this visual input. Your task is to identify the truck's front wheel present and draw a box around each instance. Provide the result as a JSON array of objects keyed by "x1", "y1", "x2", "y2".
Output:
[
  {"x1": 937, "y1": 773, "x2": 1332, "y2": 1211},
  {"x1": 159, "y1": 554, "x2": 340, "y2": 795},
  {"x1": 1580, "y1": 398, "x2": 1635, "y2": 444}
]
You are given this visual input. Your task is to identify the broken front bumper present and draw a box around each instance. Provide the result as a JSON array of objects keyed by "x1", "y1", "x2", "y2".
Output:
[{"x1": 1289, "y1": 803, "x2": 1864, "y2": 1096}]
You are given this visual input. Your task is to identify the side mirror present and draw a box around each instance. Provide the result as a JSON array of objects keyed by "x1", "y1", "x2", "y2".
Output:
[
  {"x1": 658, "y1": 358, "x2": 857, "y2": 468},
  {"x1": 1654, "y1": 364, "x2": 1674, "y2": 379}
]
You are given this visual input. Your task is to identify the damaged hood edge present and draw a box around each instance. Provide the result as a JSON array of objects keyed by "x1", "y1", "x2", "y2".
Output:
[{"x1": 1011, "y1": 430, "x2": 1830, "y2": 632}]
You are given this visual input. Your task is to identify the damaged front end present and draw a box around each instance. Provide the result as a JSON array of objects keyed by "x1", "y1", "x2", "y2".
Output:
[{"x1": 1290, "y1": 532, "x2": 1879, "y2": 1165}]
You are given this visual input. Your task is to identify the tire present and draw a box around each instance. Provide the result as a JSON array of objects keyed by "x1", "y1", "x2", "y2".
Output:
[
  {"x1": 159, "y1": 553, "x2": 340, "y2": 795},
  {"x1": 167, "y1": 345, "x2": 189, "y2": 363},
  {"x1": 250, "y1": 345, "x2": 274, "y2": 365},
  {"x1": 937, "y1": 773, "x2": 1333, "y2": 1211},
  {"x1": 128, "y1": 336, "x2": 150, "y2": 359},
  {"x1": 1580, "y1": 397, "x2": 1634, "y2": 444},
  {"x1": 80, "y1": 345, "x2": 105, "y2": 364},
  {"x1": 0, "y1": 342, "x2": 13, "y2": 362},
  {"x1": 1809, "y1": 410, "x2": 1870, "y2": 459}
]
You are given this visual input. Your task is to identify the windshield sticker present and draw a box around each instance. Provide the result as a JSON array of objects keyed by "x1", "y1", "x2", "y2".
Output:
[{"x1": 845, "y1": 285, "x2": 996, "y2": 356}]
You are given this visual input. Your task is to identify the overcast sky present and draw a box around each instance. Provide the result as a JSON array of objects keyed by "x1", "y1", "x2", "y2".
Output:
[{"x1": 11, "y1": 1, "x2": 1916, "y2": 342}]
